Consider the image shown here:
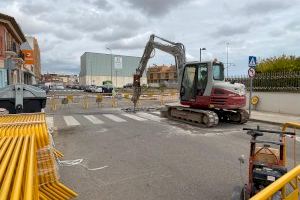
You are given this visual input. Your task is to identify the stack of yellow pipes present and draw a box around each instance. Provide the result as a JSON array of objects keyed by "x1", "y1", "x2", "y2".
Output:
[
  {"x1": 0, "y1": 135, "x2": 39, "y2": 200},
  {"x1": 0, "y1": 113, "x2": 78, "y2": 199}
]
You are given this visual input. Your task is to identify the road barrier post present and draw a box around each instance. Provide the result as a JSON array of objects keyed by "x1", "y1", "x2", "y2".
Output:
[
  {"x1": 82, "y1": 95, "x2": 89, "y2": 109},
  {"x1": 96, "y1": 94, "x2": 103, "y2": 108}
]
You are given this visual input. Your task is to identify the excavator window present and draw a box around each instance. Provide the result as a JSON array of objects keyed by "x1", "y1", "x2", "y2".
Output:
[
  {"x1": 181, "y1": 66, "x2": 196, "y2": 101},
  {"x1": 212, "y1": 64, "x2": 224, "y2": 81},
  {"x1": 197, "y1": 65, "x2": 208, "y2": 96}
]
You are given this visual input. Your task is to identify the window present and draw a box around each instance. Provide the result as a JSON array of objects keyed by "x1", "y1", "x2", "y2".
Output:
[{"x1": 212, "y1": 64, "x2": 224, "y2": 80}]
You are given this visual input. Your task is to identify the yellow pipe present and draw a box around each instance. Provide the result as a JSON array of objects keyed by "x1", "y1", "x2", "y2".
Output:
[
  {"x1": 24, "y1": 135, "x2": 36, "y2": 200},
  {"x1": 0, "y1": 137, "x2": 7, "y2": 149},
  {"x1": 40, "y1": 187, "x2": 61, "y2": 200},
  {"x1": 11, "y1": 136, "x2": 30, "y2": 200},
  {"x1": 39, "y1": 188, "x2": 60, "y2": 200},
  {"x1": 0, "y1": 137, "x2": 18, "y2": 182},
  {"x1": 0, "y1": 137, "x2": 13, "y2": 162},
  {"x1": 48, "y1": 183, "x2": 71, "y2": 199},
  {"x1": 57, "y1": 182, "x2": 78, "y2": 197},
  {"x1": 0, "y1": 136, "x2": 23, "y2": 199},
  {"x1": 250, "y1": 165, "x2": 300, "y2": 200}
]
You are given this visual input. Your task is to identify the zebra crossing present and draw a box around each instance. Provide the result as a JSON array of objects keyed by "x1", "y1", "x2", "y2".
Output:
[{"x1": 46, "y1": 112, "x2": 162, "y2": 129}]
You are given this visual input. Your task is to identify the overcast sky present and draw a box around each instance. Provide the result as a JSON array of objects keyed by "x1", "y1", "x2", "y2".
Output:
[{"x1": 1, "y1": 0, "x2": 300, "y2": 75}]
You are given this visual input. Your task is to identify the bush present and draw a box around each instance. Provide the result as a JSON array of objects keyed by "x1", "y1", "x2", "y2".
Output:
[{"x1": 256, "y1": 55, "x2": 300, "y2": 73}]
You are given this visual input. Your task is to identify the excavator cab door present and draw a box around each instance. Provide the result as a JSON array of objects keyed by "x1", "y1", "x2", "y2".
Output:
[{"x1": 180, "y1": 63, "x2": 208, "y2": 101}]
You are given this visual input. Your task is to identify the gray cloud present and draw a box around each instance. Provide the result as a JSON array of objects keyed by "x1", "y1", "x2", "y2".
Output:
[
  {"x1": 1, "y1": 0, "x2": 300, "y2": 76},
  {"x1": 123, "y1": 0, "x2": 191, "y2": 16},
  {"x1": 213, "y1": 24, "x2": 249, "y2": 37},
  {"x1": 107, "y1": 32, "x2": 152, "y2": 50},
  {"x1": 243, "y1": 0, "x2": 295, "y2": 15},
  {"x1": 20, "y1": 1, "x2": 52, "y2": 15},
  {"x1": 92, "y1": 0, "x2": 112, "y2": 10}
]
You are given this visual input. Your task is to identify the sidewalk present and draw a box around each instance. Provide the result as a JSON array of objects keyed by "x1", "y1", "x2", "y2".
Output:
[{"x1": 250, "y1": 110, "x2": 300, "y2": 125}]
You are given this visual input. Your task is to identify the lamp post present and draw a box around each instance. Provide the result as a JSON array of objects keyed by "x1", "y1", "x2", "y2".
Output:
[
  {"x1": 106, "y1": 47, "x2": 113, "y2": 82},
  {"x1": 199, "y1": 48, "x2": 206, "y2": 62},
  {"x1": 226, "y1": 42, "x2": 229, "y2": 78}
]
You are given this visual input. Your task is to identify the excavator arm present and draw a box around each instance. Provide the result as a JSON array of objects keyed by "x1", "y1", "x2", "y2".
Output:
[{"x1": 132, "y1": 34, "x2": 186, "y2": 109}]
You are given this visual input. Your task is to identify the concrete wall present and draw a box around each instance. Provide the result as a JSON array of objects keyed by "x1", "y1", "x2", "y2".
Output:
[{"x1": 246, "y1": 92, "x2": 300, "y2": 115}]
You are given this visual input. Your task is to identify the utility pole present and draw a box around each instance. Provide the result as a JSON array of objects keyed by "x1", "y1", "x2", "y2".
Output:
[
  {"x1": 106, "y1": 47, "x2": 113, "y2": 82},
  {"x1": 226, "y1": 42, "x2": 229, "y2": 78},
  {"x1": 199, "y1": 48, "x2": 206, "y2": 62}
]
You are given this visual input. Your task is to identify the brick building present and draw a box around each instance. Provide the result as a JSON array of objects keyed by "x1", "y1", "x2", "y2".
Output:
[
  {"x1": 147, "y1": 65, "x2": 177, "y2": 87},
  {"x1": 0, "y1": 12, "x2": 34, "y2": 87}
]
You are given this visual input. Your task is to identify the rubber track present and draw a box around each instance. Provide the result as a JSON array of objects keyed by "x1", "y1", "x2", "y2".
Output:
[{"x1": 166, "y1": 106, "x2": 219, "y2": 127}]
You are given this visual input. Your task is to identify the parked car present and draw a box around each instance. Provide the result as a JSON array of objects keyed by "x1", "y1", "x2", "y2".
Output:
[
  {"x1": 85, "y1": 85, "x2": 96, "y2": 92},
  {"x1": 54, "y1": 85, "x2": 65, "y2": 90},
  {"x1": 94, "y1": 86, "x2": 103, "y2": 93},
  {"x1": 102, "y1": 85, "x2": 114, "y2": 93},
  {"x1": 123, "y1": 83, "x2": 133, "y2": 88}
]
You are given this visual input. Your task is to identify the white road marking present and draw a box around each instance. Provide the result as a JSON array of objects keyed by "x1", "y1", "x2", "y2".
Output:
[
  {"x1": 151, "y1": 111, "x2": 161, "y2": 115},
  {"x1": 137, "y1": 112, "x2": 162, "y2": 122},
  {"x1": 46, "y1": 117, "x2": 54, "y2": 129},
  {"x1": 84, "y1": 115, "x2": 104, "y2": 124},
  {"x1": 121, "y1": 113, "x2": 148, "y2": 121},
  {"x1": 64, "y1": 116, "x2": 80, "y2": 126},
  {"x1": 296, "y1": 136, "x2": 300, "y2": 142},
  {"x1": 103, "y1": 114, "x2": 127, "y2": 122}
]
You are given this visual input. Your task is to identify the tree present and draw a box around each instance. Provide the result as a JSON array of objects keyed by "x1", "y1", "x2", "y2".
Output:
[{"x1": 256, "y1": 55, "x2": 300, "y2": 73}]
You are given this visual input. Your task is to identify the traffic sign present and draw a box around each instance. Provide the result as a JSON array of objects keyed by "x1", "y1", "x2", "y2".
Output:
[
  {"x1": 248, "y1": 67, "x2": 255, "y2": 78},
  {"x1": 248, "y1": 56, "x2": 257, "y2": 68}
]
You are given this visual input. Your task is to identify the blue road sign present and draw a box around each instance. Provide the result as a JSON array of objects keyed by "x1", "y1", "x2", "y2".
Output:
[{"x1": 249, "y1": 56, "x2": 257, "y2": 68}]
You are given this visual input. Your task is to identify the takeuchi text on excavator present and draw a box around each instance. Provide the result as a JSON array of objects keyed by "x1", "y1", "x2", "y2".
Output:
[{"x1": 132, "y1": 34, "x2": 249, "y2": 127}]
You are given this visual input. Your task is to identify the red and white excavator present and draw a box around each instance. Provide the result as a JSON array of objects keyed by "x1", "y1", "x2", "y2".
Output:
[{"x1": 132, "y1": 34, "x2": 249, "y2": 127}]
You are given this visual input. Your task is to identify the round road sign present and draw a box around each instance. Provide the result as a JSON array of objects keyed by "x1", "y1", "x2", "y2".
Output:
[
  {"x1": 248, "y1": 68, "x2": 256, "y2": 78},
  {"x1": 251, "y1": 96, "x2": 259, "y2": 105}
]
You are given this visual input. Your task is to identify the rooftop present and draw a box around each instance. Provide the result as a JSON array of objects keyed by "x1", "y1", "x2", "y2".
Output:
[{"x1": 0, "y1": 12, "x2": 26, "y2": 43}]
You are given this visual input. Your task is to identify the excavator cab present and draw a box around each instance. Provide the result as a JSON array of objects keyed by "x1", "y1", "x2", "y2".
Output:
[{"x1": 180, "y1": 61, "x2": 224, "y2": 106}]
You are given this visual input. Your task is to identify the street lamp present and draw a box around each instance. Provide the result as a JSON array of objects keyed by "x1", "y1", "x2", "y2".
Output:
[
  {"x1": 106, "y1": 47, "x2": 113, "y2": 82},
  {"x1": 226, "y1": 42, "x2": 229, "y2": 77},
  {"x1": 199, "y1": 48, "x2": 206, "y2": 62}
]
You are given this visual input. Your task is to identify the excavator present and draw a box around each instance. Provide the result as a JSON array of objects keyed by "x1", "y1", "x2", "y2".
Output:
[{"x1": 132, "y1": 34, "x2": 249, "y2": 127}]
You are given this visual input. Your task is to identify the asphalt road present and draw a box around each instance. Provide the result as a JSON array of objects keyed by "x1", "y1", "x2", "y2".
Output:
[{"x1": 46, "y1": 100, "x2": 300, "y2": 200}]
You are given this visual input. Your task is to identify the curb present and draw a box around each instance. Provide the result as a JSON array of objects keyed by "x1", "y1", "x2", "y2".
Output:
[{"x1": 249, "y1": 118, "x2": 283, "y2": 126}]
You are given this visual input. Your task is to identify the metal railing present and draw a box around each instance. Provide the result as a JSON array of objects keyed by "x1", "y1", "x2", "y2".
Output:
[{"x1": 226, "y1": 71, "x2": 300, "y2": 92}]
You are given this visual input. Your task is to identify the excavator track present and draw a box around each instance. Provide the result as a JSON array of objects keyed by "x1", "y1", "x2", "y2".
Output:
[
  {"x1": 215, "y1": 109, "x2": 249, "y2": 124},
  {"x1": 162, "y1": 105, "x2": 219, "y2": 127}
]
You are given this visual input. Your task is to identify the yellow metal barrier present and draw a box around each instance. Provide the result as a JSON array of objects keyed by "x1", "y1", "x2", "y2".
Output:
[
  {"x1": 0, "y1": 135, "x2": 39, "y2": 200},
  {"x1": 250, "y1": 122, "x2": 300, "y2": 200},
  {"x1": 0, "y1": 113, "x2": 77, "y2": 199}
]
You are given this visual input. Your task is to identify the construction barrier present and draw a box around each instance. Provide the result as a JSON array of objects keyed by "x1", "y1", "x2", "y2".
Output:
[
  {"x1": 0, "y1": 135, "x2": 39, "y2": 200},
  {"x1": 47, "y1": 92, "x2": 179, "y2": 111},
  {"x1": 0, "y1": 113, "x2": 77, "y2": 199}
]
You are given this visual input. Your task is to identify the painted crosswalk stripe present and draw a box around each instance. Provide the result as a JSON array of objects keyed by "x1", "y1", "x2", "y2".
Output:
[
  {"x1": 296, "y1": 136, "x2": 300, "y2": 142},
  {"x1": 137, "y1": 112, "x2": 162, "y2": 122},
  {"x1": 46, "y1": 117, "x2": 54, "y2": 129},
  {"x1": 151, "y1": 111, "x2": 161, "y2": 115},
  {"x1": 103, "y1": 114, "x2": 127, "y2": 122},
  {"x1": 84, "y1": 115, "x2": 104, "y2": 124},
  {"x1": 64, "y1": 116, "x2": 80, "y2": 126},
  {"x1": 121, "y1": 113, "x2": 148, "y2": 121}
]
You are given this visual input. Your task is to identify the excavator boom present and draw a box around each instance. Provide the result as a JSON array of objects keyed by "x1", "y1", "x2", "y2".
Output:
[{"x1": 132, "y1": 34, "x2": 186, "y2": 109}]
